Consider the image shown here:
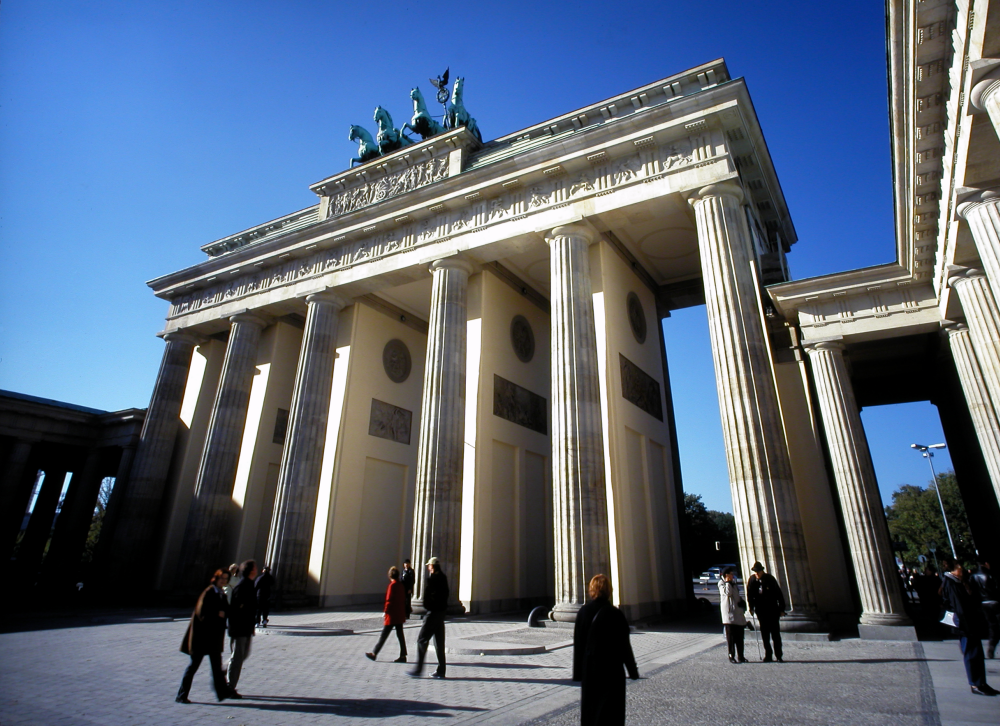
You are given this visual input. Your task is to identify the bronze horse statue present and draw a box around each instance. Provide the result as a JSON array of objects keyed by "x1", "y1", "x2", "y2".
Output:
[
  {"x1": 374, "y1": 106, "x2": 412, "y2": 155},
  {"x1": 402, "y1": 87, "x2": 446, "y2": 140},
  {"x1": 445, "y1": 77, "x2": 481, "y2": 142},
  {"x1": 349, "y1": 124, "x2": 380, "y2": 167}
]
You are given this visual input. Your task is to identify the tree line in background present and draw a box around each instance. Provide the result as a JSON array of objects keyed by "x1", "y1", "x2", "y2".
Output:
[
  {"x1": 682, "y1": 492, "x2": 737, "y2": 578},
  {"x1": 885, "y1": 470, "x2": 977, "y2": 567}
]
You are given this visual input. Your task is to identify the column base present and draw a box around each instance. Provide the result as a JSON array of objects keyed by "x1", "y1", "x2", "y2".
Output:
[
  {"x1": 549, "y1": 601, "x2": 582, "y2": 623},
  {"x1": 777, "y1": 611, "x2": 826, "y2": 633},
  {"x1": 410, "y1": 599, "x2": 466, "y2": 617},
  {"x1": 860, "y1": 612, "x2": 913, "y2": 627},
  {"x1": 858, "y1": 623, "x2": 919, "y2": 641}
]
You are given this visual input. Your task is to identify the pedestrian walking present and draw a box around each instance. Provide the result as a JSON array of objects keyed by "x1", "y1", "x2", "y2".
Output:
[
  {"x1": 719, "y1": 566, "x2": 747, "y2": 663},
  {"x1": 747, "y1": 561, "x2": 786, "y2": 662},
  {"x1": 222, "y1": 564, "x2": 237, "y2": 602},
  {"x1": 400, "y1": 558, "x2": 416, "y2": 617},
  {"x1": 366, "y1": 566, "x2": 408, "y2": 663},
  {"x1": 226, "y1": 560, "x2": 257, "y2": 698},
  {"x1": 254, "y1": 566, "x2": 274, "y2": 627},
  {"x1": 409, "y1": 557, "x2": 448, "y2": 678},
  {"x1": 572, "y1": 574, "x2": 639, "y2": 726},
  {"x1": 941, "y1": 558, "x2": 998, "y2": 696},
  {"x1": 971, "y1": 560, "x2": 999, "y2": 659},
  {"x1": 176, "y1": 569, "x2": 232, "y2": 704}
]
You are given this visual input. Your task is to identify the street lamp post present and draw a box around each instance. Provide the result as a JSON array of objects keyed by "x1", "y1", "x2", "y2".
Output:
[{"x1": 910, "y1": 443, "x2": 956, "y2": 557}]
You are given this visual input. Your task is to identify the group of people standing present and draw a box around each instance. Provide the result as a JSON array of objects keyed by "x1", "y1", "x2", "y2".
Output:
[
  {"x1": 718, "y1": 561, "x2": 786, "y2": 664},
  {"x1": 175, "y1": 560, "x2": 274, "y2": 703}
]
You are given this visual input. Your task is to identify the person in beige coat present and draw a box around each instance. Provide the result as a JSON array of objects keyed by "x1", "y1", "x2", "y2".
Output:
[{"x1": 719, "y1": 566, "x2": 747, "y2": 663}]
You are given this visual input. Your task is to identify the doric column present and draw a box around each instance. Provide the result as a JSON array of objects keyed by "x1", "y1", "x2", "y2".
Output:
[
  {"x1": 42, "y1": 448, "x2": 107, "y2": 582},
  {"x1": 0, "y1": 440, "x2": 37, "y2": 558},
  {"x1": 410, "y1": 258, "x2": 473, "y2": 614},
  {"x1": 92, "y1": 443, "x2": 137, "y2": 571},
  {"x1": 266, "y1": 292, "x2": 347, "y2": 603},
  {"x1": 948, "y1": 268, "x2": 1000, "y2": 412},
  {"x1": 971, "y1": 65, "x2": 1000, "y2": 143},
  {"x1": 958, "y1": 190, "x2": 1000, "y2": 304},
  {"x1": 803, "y1": 340, "x2": 911, "y2": 627},
  {"x1": 180, "y1": 312, "x2": 266, "y2": 585},
  {"x1": 944, "y1": 323, "x2": 1000, "y2": 506},
  {"x1": 15, "y1": 465, "x2": 68, "y2": 583},
  {"x1": 689, "y1": 182, "x2": 820, "y2": 627},
  {"x1": 546, "y1": 224, "x2": 611, "y2": 623},
  {"x1": 109, "y1": 331, "x2": 199, "y2": 570}
]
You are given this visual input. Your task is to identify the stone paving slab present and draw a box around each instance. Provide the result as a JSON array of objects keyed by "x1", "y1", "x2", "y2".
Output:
[{"x1": 0, "y1": 608, "x2": 994, "y2": 725}]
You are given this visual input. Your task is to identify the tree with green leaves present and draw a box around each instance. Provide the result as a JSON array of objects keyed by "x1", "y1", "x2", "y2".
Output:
[
  {"x1": 683, "y1": 492, "x2": 737, "y2": 577},
  {"x1": 884, "y1": 471, "x2": 976, "y2": 568}
]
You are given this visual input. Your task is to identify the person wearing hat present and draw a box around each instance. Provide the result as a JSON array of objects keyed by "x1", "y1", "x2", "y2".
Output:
[
  {"x1": 746, "y1": 561, "x2": 785, "y2": 662},
  {"x1": 409, "y1": 556, "x2": 449, "y2": 678}
]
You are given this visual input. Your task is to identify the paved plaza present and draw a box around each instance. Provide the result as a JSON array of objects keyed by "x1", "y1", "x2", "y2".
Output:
[{"x1": 1, "y1": 608, "x2": 998, "y2": 725}]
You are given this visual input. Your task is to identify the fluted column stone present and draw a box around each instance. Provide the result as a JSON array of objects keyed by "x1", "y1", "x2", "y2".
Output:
[
  {"x1": 0, "y1": 440, "x2": 37, "y2": 558},
  {"x1": 958, "y1": 191, "x2": 1000, "y2": 305},
  {"x1": 546, "y1": 224, "x2": 611, "y2": 623},
  {"x1": 689, "y1": 182, "x2": 820, "y2": 628},
  {"x1": 43, "y1": 447, "x2": 107, "y2": 582},
  {"x1": 410, "y1": 258, "x2": 473, "y2": 614},
  {"x1": 180, "y1": 312, "x2": 266, "y2": 586},
  {"x1": 944, "y1": 323, "x2": 1000, "y2": 506},
  {"x1": 971, "y1": 66, "x2": 1000, "y2": 144},
  {"x1": 948, "y1": 268, "x2": 1000, "y2": 414},
  {"x1": 93, "y1": 443, "x2": 137, "y2": 572},
  {"x1": 109, "y1": 331, "x2": 199, "y2": 571},
  {"x1": 16, "y1": 466, "x2": 68, "y2": 583},
  {"x1": 266, "y1": 292, "x2": 347, "y2": 603},
  {"x1": 804, "y1": 340, "x2": 911, "y2": 628}
]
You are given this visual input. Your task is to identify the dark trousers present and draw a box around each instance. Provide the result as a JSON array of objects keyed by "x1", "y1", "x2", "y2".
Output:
[
  {"x1": 177, "y1": 652, "x2": 228, "y2": 700},
  {"x1": 724, "y1": 624, "x2": 745, "y2": 661},
  {"x1": 373, "y1": 623, "x2": 407, "y2": 658},
  {"x1": 255, "y1": 599, "x2": 270, "y2": 625},
  {"x1": 414, "y1": 611, "x2": 446, "y2": 675},
  {"x1": 758, "y1": 615, "x2": 782, "y2": 659},
  {"x1": 960, "y1": 636, "x2": 988, "y2": 688},
  {"x1": 983, "y1": 601, "x2": 999, "y2": 656}
]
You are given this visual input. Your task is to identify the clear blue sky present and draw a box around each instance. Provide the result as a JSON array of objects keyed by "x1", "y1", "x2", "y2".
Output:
[{"x1": 0, "y1": 1, "x2": 953, "y2": 512}]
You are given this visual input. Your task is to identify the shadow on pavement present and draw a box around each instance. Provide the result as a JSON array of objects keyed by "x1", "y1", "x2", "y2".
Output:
[{"x1": 214, "y1": 695, "x2": 489, "y2": 717}]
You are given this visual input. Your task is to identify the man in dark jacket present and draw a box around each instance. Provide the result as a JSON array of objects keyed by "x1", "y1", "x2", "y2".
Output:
[
  {"x1": 409, "y1": 557, "x2": 449, "y2": 678},
  {"x1": 942, "y1": 559, "x2": 997, "y2": 695},
  {"x1": 400, "y1": 558, "x2": 416, "y2": 616},
  {"x1": 972, "y1": 560, "x2": 999, "y2": 659},
  {"x1": 254, "y1": 566, "x2": 274, "y2": 627},
  {"x1": 226, "y1": 560, "x2": 257, "y2": 697},
  {"x1": 747, "y1": 561, "x2": 786, "y2": 662},
  {"x1": 177, "y1": 569, "x2": 231, "y2": 703}
]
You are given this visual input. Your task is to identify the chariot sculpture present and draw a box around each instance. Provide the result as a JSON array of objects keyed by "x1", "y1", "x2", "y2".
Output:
[{"x1": 348, "y1": 69, "x2": 481, "y2": 167}]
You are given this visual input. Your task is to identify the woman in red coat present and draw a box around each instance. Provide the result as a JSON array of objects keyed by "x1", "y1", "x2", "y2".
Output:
[{"x1": 365, "y1": 566, "x2": 408, "y2": 662}]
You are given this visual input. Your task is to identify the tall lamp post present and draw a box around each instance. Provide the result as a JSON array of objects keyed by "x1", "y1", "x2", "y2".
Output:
[{"x1": 910, "y1": 443, "x2": 956, "y2": 557}]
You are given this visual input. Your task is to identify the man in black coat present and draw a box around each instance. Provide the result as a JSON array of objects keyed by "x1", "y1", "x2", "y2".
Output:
[
  {"x1": 747, "y1": 561, "x2": 786, "y2": 662},
  {"x1": 972, "y1": 560, "x2": 999, "y2": 659},
  {"x1": 942, "y1": 559, "x2": 997, "y2": 695},
  {"x1": 177, "y1": 569, "x2": 231, "y2": 704},
  {"x1": 254, "y1": 567, "x2": 274, "y2": 627},
  {"x1": 400, "y1": 558, "x2": 416, "y2": 617},
  {"x1": 226, "y1": 560, "x2": 257, "y2": 697},
  {"x1": 409, "y1": 557, "x2": 449, "y2": 678}
]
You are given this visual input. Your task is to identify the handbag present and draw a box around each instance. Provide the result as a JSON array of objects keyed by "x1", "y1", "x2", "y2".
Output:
[{"x1": 939, "y1": 610, "x2": 958, "y2": 628}]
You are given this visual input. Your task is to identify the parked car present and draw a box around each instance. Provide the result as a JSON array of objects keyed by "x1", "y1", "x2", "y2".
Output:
[{"x1": 699, "y1": 564, "x2": 741, "y2": 584}]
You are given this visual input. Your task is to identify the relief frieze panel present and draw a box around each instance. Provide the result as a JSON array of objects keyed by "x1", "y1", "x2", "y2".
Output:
[
  {"x1": 368, "y1": 398, "x2": 412, "y2": 445},
  {"x1": 493, "y1": 374, "x2": 547, "y2": 434},
  {"x1": 619, "y1": 354, "x2": 663, "y2": 421},
  {"x1": 168, "y1": 135, "x2": 716, "y2": 320},
  {"x1": 327, "y1": 157, "x2": 450, "y2": 219}
]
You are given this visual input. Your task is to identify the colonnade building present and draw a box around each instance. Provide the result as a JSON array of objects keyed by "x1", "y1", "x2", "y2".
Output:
[{"x1": 19, "y1": 0, "x2": 998, "y2": 633}]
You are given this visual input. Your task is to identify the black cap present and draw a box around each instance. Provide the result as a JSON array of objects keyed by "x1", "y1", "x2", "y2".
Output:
[{"x1": 751, "y1": 561, "x2": 765, "y2": 572}]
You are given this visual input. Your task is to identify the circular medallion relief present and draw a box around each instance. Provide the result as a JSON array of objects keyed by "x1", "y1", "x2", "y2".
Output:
[
  {"x1": 627, "y1": 292, "x2": 647, "y2": 344},
  {"x1": 510, "y1": 315, "x2": 535, "y2": 363},
  {"x1": 382, "y1": 339, "x2": 411, "y2": 383}
]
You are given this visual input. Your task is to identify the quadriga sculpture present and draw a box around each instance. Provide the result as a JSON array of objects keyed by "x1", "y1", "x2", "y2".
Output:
[
  {"x1": 349, "y1": 125, "x2": 380, "y2": 167},
  {"x1": 402, "y1": 87, "x2": 446, "y2": 141},
  {"x1": 374, "y1": 106, "x2": 412, "y2": 155},
  {"x1": 445, "y1": 77, "x2": 481, "y2": 142}
]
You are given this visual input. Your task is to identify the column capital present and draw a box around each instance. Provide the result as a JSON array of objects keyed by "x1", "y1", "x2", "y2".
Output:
[
  {"x1": 229, "y1": 311, "x2": 269, "y2": 328},
  {"x1": 802, "y1": 337, "x2": 845, "y2": 355},
  {"x1": 687, "y1": 181, "x2": 745, "y2": 206},
  {"x1": 970, "y1": 63, "x2": 1000, "y2": 113},
  {"x1": 305, "y1": 290, "x2": 349, "y2": 309},
  {"x1": 545, "y1": 223, "x2": 595, "y2": 246},
  {"x1": 956, "y1": 188, "x2": 1000, "y2": 220},
  {"x1": 941, "y1": 320, "x2": 970, "y2": 336},
  {"x1": 946, "y1": 265, "x2": 988, "y2": 289},
  {"x1": 158, "y1": 329, "x2": 203, "y2": 347},
  {"x1": 428, "y1": 256, "x2": 474, "y2": 276}
]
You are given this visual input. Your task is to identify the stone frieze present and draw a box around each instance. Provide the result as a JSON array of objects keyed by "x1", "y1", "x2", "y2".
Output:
[
  {"x1": 368, "y1": 398, "x2": 412, "y2": 445},
  {"x1": 168, "y1": 135, "x2": 713, "y2": 320},
  {"x1": 493, "y1": 374, "x2": 547, "y2": 434},
  {"x1": 619, "y1": 354, "x2": 663, "y2": 421},
  {"x1": 327, "y1": 157, "x2": 450, "y2": 219}
]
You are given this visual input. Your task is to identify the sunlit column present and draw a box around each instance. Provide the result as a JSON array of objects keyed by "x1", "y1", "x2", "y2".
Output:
[
  {"x1": 266, "y1": 292, "x2": 347, "y2": 603},
  {"x1": 803, "y1": 340, "x2": 910, "y2": 626},
  {"x1": 958, "y1": 190, "x2": 1000, "y2": 306},
  {"x1": 971, "y1": 66, "x2": 1000, "y2": 144},
  {"x1": 410, "y1": 258, "x2": 473, "y2": 613},
  {"x1": 689, "y1": 182, "x2": 821, "y2": 628},
  {"x1": 546, "y1": 224, "x2": 611, "y2": 623},
  {"x1": 948, "y1": 268, "x2": 1000, "y2": 413}
]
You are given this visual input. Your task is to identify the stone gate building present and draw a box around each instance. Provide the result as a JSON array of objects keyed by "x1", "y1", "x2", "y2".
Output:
[{"x1": 72, "y1": 0, "x2": 1000, "y2": 634}]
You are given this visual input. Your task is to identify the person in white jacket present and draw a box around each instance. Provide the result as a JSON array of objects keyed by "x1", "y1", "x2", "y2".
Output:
[{"x1": 719, "y1": 567, "x2": 748, "y2": 663}]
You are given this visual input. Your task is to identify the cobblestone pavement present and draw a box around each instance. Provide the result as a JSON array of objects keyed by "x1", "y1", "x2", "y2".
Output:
[{"x1": 0, "y1": 608, "x2": 996, "y2": 725}]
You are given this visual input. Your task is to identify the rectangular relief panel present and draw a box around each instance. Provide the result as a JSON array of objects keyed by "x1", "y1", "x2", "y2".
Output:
[
  {"x1": 619, "y1": 354, "x2": 663, "y2": 421},
  {"x1": 368, "y1": 399, "x2": 412, "y2": 445},
  {"x1": 493, "y1": 374, "x2": 547, "y2": 434}
]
